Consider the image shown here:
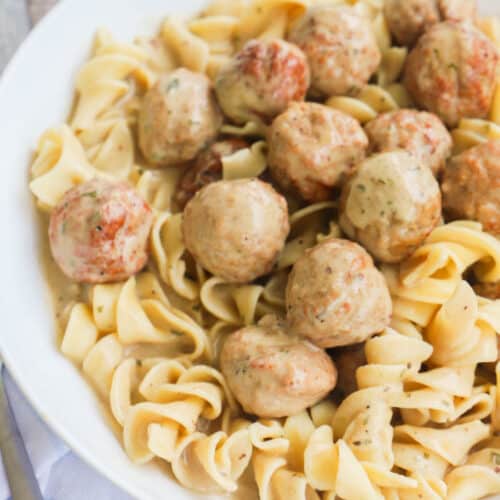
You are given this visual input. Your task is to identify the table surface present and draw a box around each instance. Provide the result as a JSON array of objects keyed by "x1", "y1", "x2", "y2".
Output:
[{"x1": 0, "y1": 0, "x2": 58, "y2": 72}]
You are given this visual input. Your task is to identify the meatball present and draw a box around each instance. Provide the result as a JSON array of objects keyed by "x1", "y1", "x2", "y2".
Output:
[
  {"x1": 331, "y1": 343, "x2": 366, "y2": 398},
  {"x1": 384, "y1": 0, "x2": 477, "y2": 47},
  {"x1": 439, "y1": 0, "x2": 477, "y2": 22},
  {"x1": 288, "y1": 5, "x2": 381, "y2": 98},
  {"x1": 220, "y1": 316, "x2": 337, "y2": 418},
  {"x1": 403, "y1": 21, "x2": 499, "y2": 127},
  {"x1": 339, "y1": 151, "x2": 442, "y2": 263},
  {"x1": 365, "y1": 110, "x2": 452, "y2": 176},
  {"x1": 138, "y1": 68, "x2": 223, "y2": 166},
  {"x1": 215, "y1": 39, "x2": 310, "y2": 125},
  {"x1": 268, "y1": 103, "x2": 368, "y2": 202},
  {"x1": 473, "y1": 281, "x2": 500, "y2": 300},
  {"x1": 49, "y1": 178, "x2": 153, "y2": 284},
  {"x1": 182, "y1": 179, "x2": 289, "y2": 283},
  {"x1": 441, "y1": 140, "x2": 500, "y2": 236},
  {"x1": 286, "y1": 239, "x2": 392, "y2": 348},
  {"x1": 174, "y1": 139, "x2": 248, "y2": 209}
]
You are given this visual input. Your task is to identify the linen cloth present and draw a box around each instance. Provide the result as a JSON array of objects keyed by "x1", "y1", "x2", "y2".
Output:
[{"x1": 1, "y1": 371, "x2": 133, "y2": 500}]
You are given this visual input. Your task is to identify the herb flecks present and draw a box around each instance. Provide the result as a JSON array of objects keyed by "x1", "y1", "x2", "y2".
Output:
[
  {"x1": 89, "y1": 211, "x2": 101, "y2": 226},
  {"x1": 166, "y1": 78, "x2": 180, "y2": 93},
  {"x1": 347, "y1": 85, "x2": 360, "y2": 95},
  {"x1": 352, "y1": 439, "x2": 372, "y2": 446},
  {"x1": 82, "y1": 191, "x2": 98, "y2": 199},
  {"x1": 234, "y1": 364, "x2": 248, "y2": 376}
]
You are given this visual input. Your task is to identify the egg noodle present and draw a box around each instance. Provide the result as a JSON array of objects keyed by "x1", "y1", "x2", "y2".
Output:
[{"x1": 28, "y1": 0, "x2": 500, "y2": 498}]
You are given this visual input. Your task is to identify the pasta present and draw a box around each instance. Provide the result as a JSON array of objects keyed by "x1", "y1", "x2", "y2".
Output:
[
  {"x1": 326, "y1": 85, "x2": 400, "y2": 124},
  {"x1": 200, "y1": 277, "x2": 264, "y2": 325},
  {"x1": 451, "y1": 118, "x2": 500, "y2": 154},
  {"x1": 28, "y1": 0, "x2": 500, "y2": 498},
  {"x1": 62, "y1": 273, "x2": 208, "y2": 362},
  {"x1": 151, "y1": 212, "x2": 200, "y2": 301},
  {"x1": 30, "y1": 125, "x2": 99, "y2": 211},
  {"x1": 386, "y1": 221, "x2": 500, "y2": 308},
  {"x1": 220, "y1": 120, "x2": 268, "y2": 138},
  {"x1": 78, "y1": 118, "x2": 135, "y2": 180},
  {"x1": 278, "y1": 201, "x2": 337, "y2": 269},
  {"x1": 113, "y1": 359, "x2": 253, "y2": 492},
  {"x1": 135, "y1": 167, "x2": 184, "y2": 213},
  {"x1": 248, "y1": 405, "x2": 409, "y2": 500},
  {"x1": 71, "y1": 29, "x2": 163, "y2": 131},
  {"x1": 222, "y1": 141, "x2": 268, "y2": 180},
  {"x1": 330, "y1": 222, "x2": 500, "y2": 496}
]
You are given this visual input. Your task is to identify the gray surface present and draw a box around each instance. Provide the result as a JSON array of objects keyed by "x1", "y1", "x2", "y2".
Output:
[{"x1": 0, "y1": 0, "x2": 57, "y2": 72}]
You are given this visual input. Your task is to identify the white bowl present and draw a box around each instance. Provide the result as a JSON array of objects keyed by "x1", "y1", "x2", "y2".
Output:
[
  {"x1": 0, "y1": 1, "x2": 497, "y2": 499},
  {"x1": 0, "y1": 1, "x2": 214, "y2": 498}
]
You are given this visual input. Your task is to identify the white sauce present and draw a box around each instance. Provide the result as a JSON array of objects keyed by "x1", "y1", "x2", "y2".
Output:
[{"x1": 345, "y1": 151, "x2": 430, "y2": 229}]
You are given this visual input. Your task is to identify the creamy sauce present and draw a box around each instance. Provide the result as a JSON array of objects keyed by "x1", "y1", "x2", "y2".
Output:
[
  {"x1": 345, "y1": 151, "x2": 429, "y2": 228},
  {"x1": 39, "y1": 213, "x2": 85, "y2": 336},
  {"x1": 39, "y1": 212, "x2": 127, "y2": 442},
  {"x1": 40, "y1": 212, "x2": 262, "y2": 499}
]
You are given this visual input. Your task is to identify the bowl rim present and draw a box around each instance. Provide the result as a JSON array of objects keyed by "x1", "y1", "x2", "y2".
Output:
[{"x1": 0, "y1": 2, "x2": 180, "y2": 498}]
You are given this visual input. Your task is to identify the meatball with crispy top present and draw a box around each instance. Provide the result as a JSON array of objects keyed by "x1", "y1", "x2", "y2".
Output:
[
  {"x1": 215, "y1": 39, "x2": 310, "y2": 125},
  {"x1": 288, "y1": 5, "x2": 381, "y2": 97},
  {"x1": 49, "y1": 178, "x2": 153, "y2": 283},
  {"x1": 384, "y1": 0, "x2": 477, "y2": 47},
  {"x1": 404, "y1": 21, "x2": 498, "y2": 127}
]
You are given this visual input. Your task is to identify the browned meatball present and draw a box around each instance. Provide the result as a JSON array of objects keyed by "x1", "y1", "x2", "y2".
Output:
[
  {"x1": 183, "y1": 179, "x2": 290, "y2": 283},
  {"x1": 365, "y1": 110, "x2": 452, "y2": 176},
  {"x1": 174, "y1": 139, "x2": 248, "y2": 209},
  {"x1": 268, "y1": 103, "x2": 368, "y2": 202},
  {"x1": 403, "y1": 21, "x2": 499, "y2": 127},
  {"x1": 49, "y1": 178, "x2": 153, "y2": 284},
  {"x1": 339, "y1": 151, "x2": 442, "y2": 263},
  {"x1": 138, "y1": 69, "x2": 223, "y2": 166},
  {"x1": 384, "y1": 0, "x2": 477, "y2": 47},
  {"x1": 331, "y1": 343, "x2": 366, "y2": 397},
  {"x1": 473, "y1": 281, "x2": 500, "y2": 300},
  {"x1": 220, "y1": 316, "x2": 337, "y2": 418},
  {"x1": 442, "y1": 140, "x2": 500, "y2": 236},
  {"x1": 215, "y1": 39, "x2": 310, "y2": 125},
  {"x1": 288, "y1": 5, "x2": 381, "y2": 97},
  {"x1": 286, "y1": 239, "x2": 392, "y2": 348}
]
